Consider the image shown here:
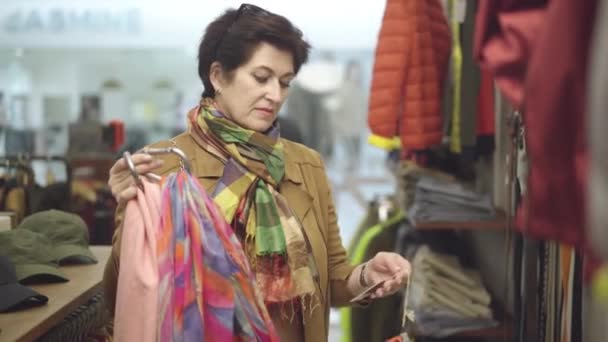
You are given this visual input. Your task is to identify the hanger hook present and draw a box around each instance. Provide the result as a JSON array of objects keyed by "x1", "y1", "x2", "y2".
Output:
[
  {"x1": 122, "y1": 147, "x2": 190, "y2": 191},
  {"x1": 140, "y1": 147, "x2": 191, "y2": 173},
  {"x1": 122, "y1": 151, "x2": 143, "y2": 189}
]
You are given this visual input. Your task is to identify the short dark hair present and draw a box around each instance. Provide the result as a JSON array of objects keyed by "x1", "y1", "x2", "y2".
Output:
[{"x1": 198, "y1": 4, "x2": 310, "y2": 98}]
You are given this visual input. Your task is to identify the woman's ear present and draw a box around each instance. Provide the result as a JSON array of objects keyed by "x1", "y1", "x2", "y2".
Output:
[{"x1": 209, "y1": 61, "x2": 225, "y2": 93}]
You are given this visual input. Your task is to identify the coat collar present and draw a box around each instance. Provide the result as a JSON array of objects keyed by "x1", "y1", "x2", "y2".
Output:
[
  {"x1": 185, "y1": 132, "x2": 311, "y2": 221},
  {"x1": 189, "y1": 132, "x2": 303, "y2": 185}
]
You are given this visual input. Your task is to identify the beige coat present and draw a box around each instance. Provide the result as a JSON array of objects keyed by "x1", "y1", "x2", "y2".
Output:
[{"x1": 103, "y1": 131, "x2": 357, "y2": 342}]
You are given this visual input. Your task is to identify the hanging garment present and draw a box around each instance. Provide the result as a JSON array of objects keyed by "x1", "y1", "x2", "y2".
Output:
[
  {"x1": 492, "y1": 87, "x2": 512, "y2": 211},
  {"x1": 28, "y1": 182, "x2": 71, "y2": 214},
  {"x1": 476, "y1": 70, "x2": 495, "y2": 137},
  {"x1": 518, "y1": 0, "x2": 597, "y2": 248},
  {"x1": 587, "y1": 0, "x2": 608, "y2": 261},
  {"x1": 114, "y1": 172, "x2": 279, "y2": 341},
  {"x1": 157, "y1": 171, "x2": 279, "y2": 341},
  {"x1": 76, "y1": 186, "x2": 116, "y2": 246},
  {"x1": 446, "y1": 0, "x2": 496, "y2": 159},
  {"x1": 367, "y1": 0, "x2": 451, "y2": 151},
  {"x1": 475, "y1": 0, "x2": 598, "y2": 249},
  {"x1": 4, "y1": 184, "x2": 26, "y2": 225},
  {"x1": 448, "y1": 0, "x2": 463, "y2": 154},
  {"x1": 560, "y1": 245, "x2": 574, "y2": 342},
  {"x1": 453, "y1": 0, "x2": 480, "y2": 154},
  {"x1": 571, "y1": 253, "x2": 583, "y2": 342},
  {"x1": 448, "y1": 0, "x2": 482, "y2": 155},
  {"x1": 517, "y1": 133, "x2": 529, "y2": 196},
  {"x1": 474, "y1": 70, "x2": 496, "y2": 158},
  {"x1": 340, "y1": 211, "x2": 406, "y2": 342},
  {"x1": 519, "y1": 237, "x2": 541, "y2": 341},
  {"x1": 473, "y1": 0, "x2": 545, "y2": 108},
  {"x1": 345, "y1": 201, "x2": 381, "y2": 255},
  {"x1": 114, "y1": 180, "x2": 160, "y2": 342}
]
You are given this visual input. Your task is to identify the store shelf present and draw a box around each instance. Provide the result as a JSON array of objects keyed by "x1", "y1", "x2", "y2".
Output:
[
  {"x1": 413, "y1": 321, "x2": 513, "y2": 340},
  {"x1": 414, "y1": 210, "x2": 507, "y2": 231},
  {"x1": 455, "y1": 321, "x2": 513, "y2": 339}
]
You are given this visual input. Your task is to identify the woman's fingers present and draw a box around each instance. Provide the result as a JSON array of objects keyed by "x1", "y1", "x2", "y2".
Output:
[
  {"x1": 111, "y1": 174, "x2": 138, "y2": 200},
  {"x1": 118, "y1": 185, "x2": 139, "y2": 203},
  {"x1": 108, "y1": 153, "x2": 163, "y2": 203},
  {"x1": 110, "y1": 153, "x2": 151, "y2": 173}
]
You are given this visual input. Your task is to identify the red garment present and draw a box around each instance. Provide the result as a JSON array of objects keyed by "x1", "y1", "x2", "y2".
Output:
[
  {"x1": 520, "y1": 0, "x2": 597, "y2": 248},
  {"x1": 368, "y1": 0, "x2": 451, "y2": 150},
  {"x1": 475, "y1": 0, "x2": 597, "y2": 250},
  {"x1": 474, "y1": 0, "x2": 545, "y2": 108},
  {"x1": 476, "y1": 70, "x2": 495, "y2": 136}
]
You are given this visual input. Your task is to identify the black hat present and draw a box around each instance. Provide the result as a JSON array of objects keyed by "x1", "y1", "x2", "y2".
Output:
[{"x1": 0, "y1": 254, "x2": 48, "y2": 313}]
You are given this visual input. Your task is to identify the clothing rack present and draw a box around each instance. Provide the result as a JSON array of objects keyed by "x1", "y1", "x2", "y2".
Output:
[
  {"x1": 0, "y1": 154, "x2": 74, "y2": 224},
  {"x1": 0, "y1": 157, "x2": 35, "y2": 181},
  {"x1": 502, "y1": 106, "x2": 585, "y2": 342},
  {"x1": 0, "y1": 155, "x2": 71, "y2": 182},
  {"x1": 1, "y1": 155, "x2": 72, "y2": 183},
  {"x1": 398, "y1": 110, "x2": 583, "y2": 342}
]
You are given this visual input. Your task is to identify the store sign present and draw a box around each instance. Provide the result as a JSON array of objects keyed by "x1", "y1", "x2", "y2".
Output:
[
  {"x1": 0, "y1": 3, "x2": 192, "y2": 48},
  {"x1": 2, "y1": 8, "x2": 142, "y2": 34}
]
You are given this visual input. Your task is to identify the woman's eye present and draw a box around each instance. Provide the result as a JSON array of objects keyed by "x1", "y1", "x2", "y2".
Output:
[
  {"x1": 280, "y1": 81, "x2": 291, "y2": 89},
  {"x1": 254, "y1": 75, "x2": 269, "y2": 84}
]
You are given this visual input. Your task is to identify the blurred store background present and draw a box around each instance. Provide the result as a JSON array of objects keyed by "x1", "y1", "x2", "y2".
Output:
[{"x1": 0, "y1": 2, "x2": 394, "y2": 340}]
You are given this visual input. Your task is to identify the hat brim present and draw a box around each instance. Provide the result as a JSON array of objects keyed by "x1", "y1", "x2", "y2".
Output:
[
  {"x1": 53, "y1": 244, "x2": 97, "y2": 265},
  {"x1": 0, "y1": 282, "x2": 48, "y2": 312},
  {"x1": 16, "y1": 263, "x2": 69, "y2": 284}
]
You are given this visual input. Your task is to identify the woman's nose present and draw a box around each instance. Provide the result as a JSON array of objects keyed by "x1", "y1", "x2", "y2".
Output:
[{"x1": 265, "y1": 81, "x2": 282, "y2": 103}]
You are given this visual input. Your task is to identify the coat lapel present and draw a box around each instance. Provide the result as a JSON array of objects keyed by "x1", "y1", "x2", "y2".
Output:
[
  {"x1": 279, "y1": 181, "x2": 313, "y2": 223},
  {"x1": 280, "y1": 148, "x2": 313, "y2": 217},
  {"x1": 280, "y1": 154, "x2": 328, "y2": 310}
]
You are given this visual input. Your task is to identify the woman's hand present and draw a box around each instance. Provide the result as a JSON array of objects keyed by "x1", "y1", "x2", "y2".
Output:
[
  {"x1": 108, "y1": 153, "x2": 163, "y2": 203},
  {"x1": 364, "y1": 251, "x2": 411, "y2": 299}
]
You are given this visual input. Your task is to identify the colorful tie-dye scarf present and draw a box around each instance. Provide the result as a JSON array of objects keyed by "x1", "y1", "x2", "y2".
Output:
[
  {"x1": 157, "y1": 171, "x2": 279, "y2": 341},
  {"x1": 188, "y1": 98, "x2": 319, "y2": 311}
]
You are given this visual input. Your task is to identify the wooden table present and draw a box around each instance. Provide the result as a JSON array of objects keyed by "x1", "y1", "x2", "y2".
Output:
[{"x1": 0, "y1": 246, "x2": 111, "y2": 342}]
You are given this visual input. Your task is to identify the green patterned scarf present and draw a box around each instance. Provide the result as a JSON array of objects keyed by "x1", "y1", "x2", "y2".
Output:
[{"x1": 188, "y1": 98, "x2": 319, "y2": 311}]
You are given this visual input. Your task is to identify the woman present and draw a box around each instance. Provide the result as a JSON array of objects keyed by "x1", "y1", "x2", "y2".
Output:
[{"x1": 103, "y1": 4, "x2": 410, "y2": 341}]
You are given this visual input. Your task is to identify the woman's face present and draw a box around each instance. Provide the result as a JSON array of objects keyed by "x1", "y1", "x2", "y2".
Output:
[{"x1": 211, "y1": 42, "x2": 295, "y2": 132}]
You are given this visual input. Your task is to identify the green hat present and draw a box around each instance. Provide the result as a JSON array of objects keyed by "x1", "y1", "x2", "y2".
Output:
[
  {"x1": 17, "y1": 210, "x2": 97, "y2": 264},
  {"x1": 0, "y1": 229, "x2": 68, "y2": 283}
]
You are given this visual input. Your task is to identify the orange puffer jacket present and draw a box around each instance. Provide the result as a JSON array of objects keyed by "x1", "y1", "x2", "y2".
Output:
[{"x1": 368, "y1": 0, "x2": 451, "y2": 151}]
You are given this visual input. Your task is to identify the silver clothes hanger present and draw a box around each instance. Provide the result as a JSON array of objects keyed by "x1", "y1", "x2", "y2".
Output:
[{"x1": 123, "y1": 147, "x2": 191, "y2": 189}]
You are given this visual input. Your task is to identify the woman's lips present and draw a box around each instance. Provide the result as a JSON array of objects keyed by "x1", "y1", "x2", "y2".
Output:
[{"x1": 255, "y1": 108, "x2": 274, "y2": 118}]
